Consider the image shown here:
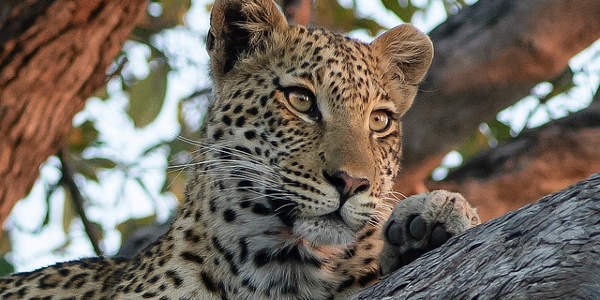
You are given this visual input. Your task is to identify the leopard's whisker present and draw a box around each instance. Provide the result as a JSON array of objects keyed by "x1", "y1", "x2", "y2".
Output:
[
  {"x1": 273, "y1": 202, "x2": 298, "y2": 213},
  {"x1": 198, "y1": 143, "x2": 277, "y2": 169},
  {"x1": 202, "y1": 170, "x2": 280, "y2": 185},
  {"x1": 381, "y1": 190, "x2": 408, "y2": 200},
  {"x1": 235, "y1": 192, "x2": 297, "y2": 204}
]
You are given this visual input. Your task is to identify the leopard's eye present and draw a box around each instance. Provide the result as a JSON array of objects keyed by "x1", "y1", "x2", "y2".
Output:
[
  {"x1": 369, "y1": 110, "x2": 391, "y2": 132},
  {"x1": 281, "y1": 86, "x2": 321, "y2": 121},
  {"x1": 287, "y1": 90, "x2": 313, "y2": 112}
]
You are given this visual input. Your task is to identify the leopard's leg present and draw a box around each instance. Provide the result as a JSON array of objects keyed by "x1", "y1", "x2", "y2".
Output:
[{"x1": 379, "y1": 190, "x2": 481, "y2": 275}]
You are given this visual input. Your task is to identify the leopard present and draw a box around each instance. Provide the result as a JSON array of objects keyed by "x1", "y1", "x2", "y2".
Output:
[{"x1": 0, "y1": 0, "x2": 481, "y2": 299}]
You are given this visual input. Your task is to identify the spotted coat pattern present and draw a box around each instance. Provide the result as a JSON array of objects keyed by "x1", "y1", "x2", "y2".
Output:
[{"x1": 0, "y1": 0, "x2": 480, "y2": 299}]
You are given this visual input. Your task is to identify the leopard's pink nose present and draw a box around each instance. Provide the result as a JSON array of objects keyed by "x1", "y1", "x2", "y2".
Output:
[{"x1": 323, "y1": 170, "x2": 370, "y2": 204}]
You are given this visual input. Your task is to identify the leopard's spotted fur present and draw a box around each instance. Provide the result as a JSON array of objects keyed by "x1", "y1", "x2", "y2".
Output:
[{"x1": 0, "y1": 1, "x2": 480, "y2": 299}]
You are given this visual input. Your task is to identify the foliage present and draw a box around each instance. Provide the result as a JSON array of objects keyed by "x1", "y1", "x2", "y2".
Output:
[
  {"x1": 313, "y1": 0, "x2": 385, "y2": 36},
  {"x1": 126, "y1": 60, "x2": 171, "y2": 127}
]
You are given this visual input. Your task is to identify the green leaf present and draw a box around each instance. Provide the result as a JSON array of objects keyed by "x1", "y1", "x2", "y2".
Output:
[
  {"x1": 116, "y1": 215, "x2": 157, "y2": 245},
  {"x1": 354, "y1": 18, "x2": 387, "y2": 36},
  {"x1": 62, "y1": 191, "x2": 76, "y2": 234},
  {"x1": 70, "y1": 158, "x2": 99, "y2": 182},
  {"x1": 126, "y1": 61, "x2": 170, "y2": 127},
  {"x1": 88, "y1": 221, "x2": 104, "y2": 243},
  {"x1": 380, "y1": 0, "x2": 421, "y2": 22},
  {"x1": 487, "y1": 120, "x2": 513, "y2": 142},
  {"x1": 0, "y1": 257, "x2": 14, "y2": 277},
  {"x1": 314, "y1": 0, "x2": 385, "y2": 35},
  {"x1": 539, "y1": 68, "x2": 575, "y2": 103},
  {"x1": 132, "y1": 0, "x2": 192, "y2": 44},
  {"x1": 0, "y1": 230, "x2": 11, "y2": 255},
  {"x1": 68, "y1": 121, "x2": 99, "y2": 154},
  {"x1": 457, "y1": 130, "x2": 489, "y2": 161},
  {"x1": 84, "y1": 158, "x2": 118, "y2": 170},
  {"x1": 160, "y1": 0, "x2": 192, "y2": 26}
]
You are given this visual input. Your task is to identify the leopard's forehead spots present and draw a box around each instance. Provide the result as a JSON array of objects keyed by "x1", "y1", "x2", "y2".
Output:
[
  {"x1": 291, "y1": 29, "x2": 385, "y2": 102},
  {"x1": 249, "y1": 27, "x2": 396, "y2": 124},
  {"x1": 224, "y1": 27, "x2": 390, "y2": 105}
]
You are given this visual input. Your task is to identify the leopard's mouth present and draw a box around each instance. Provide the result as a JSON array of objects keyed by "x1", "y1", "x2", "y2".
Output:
[
  {"x1": 292, "y1": 211, "x2": 358, "y2": 246},
  {"x1": 323, "y1": 211, "x2": 345, "y2": 224}
]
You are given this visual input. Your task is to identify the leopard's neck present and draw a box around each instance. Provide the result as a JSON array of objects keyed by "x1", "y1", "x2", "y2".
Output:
[{"x1": 138, "y1": 171, "x2": 343, "y2": 299}]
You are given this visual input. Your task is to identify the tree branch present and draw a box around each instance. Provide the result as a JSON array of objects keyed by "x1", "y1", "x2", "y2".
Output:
[
  {"x1": 58, "y1": 150, "x2": 104, "y2": 256},
  {"x1": 397, "y1": 0, "x2": 600, "y2": 193},
  {"x1": 430, "y1": 96, "x2": 600, "y2": 221},
  {"x1": 353, "y1": 172, "x2": 600, "y2": 299}
]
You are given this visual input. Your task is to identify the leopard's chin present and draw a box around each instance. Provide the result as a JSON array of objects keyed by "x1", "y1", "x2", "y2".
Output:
[{"x1": 293, "y1": 213, "x2": 357, "y2": 246}]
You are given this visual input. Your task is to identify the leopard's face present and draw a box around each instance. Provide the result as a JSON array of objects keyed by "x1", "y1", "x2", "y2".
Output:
[{"x1": 202, "y1": 0, "x2": 433, "y2": 246}]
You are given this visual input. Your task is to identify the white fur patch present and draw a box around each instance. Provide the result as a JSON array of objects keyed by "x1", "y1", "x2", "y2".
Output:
[{"x1": 293, "y1": 215, "x2": 356, "y2": 245}]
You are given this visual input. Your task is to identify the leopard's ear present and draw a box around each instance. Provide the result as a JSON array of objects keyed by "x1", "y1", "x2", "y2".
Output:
[
  {"x1": 207, "y1": 0, "x2": 287, "y2": 76},
  {"x1": 371, "y1": 24, "x2": 433, "y2": 114},
  {"x1": 371, "y1": 24, "x2": 433, "y2": 85}
]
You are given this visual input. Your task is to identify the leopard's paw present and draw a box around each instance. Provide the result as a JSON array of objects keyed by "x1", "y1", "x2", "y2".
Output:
[{"x1": 379, "y1": 190, "x2": 480, "y2": 275}]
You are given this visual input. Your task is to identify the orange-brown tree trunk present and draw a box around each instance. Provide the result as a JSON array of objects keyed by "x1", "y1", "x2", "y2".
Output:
[
  {"x1": 430, "y1": 98, "x2": 600, "y2": 221},
  {"x1": 0, "y1": 0, "x2": 146, "y2": 226},
  {"x1": 396, "y1": 0, "x2": 600, "y2": 194}
]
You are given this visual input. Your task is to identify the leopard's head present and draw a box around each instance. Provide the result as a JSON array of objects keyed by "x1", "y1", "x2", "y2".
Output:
[{"x1": 202, "y1": 0, "x2": 433, "y2": 245}]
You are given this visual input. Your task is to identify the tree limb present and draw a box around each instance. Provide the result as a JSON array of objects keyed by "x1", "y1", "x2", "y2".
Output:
[
  {"x1": 431, "y1": 99, "x2": 600, "y2": 221},
  {"x1": 58, "y1": 150, "x2": 104, "y2": 256},
  {"x1": 397, "y1": 0, "x2": 600, "y2": 193},
  {"x1": 353, "y1": 172, "x2": 600, "y2": 299}
]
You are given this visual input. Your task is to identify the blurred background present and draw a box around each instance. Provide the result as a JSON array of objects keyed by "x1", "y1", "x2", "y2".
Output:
[{"x1": 0, "y1": 0, "x2": 598, "y2": 275}]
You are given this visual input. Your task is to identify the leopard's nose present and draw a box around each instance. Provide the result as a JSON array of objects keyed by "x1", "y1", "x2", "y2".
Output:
[{"x1": 323, "y1": 170, "x2": 370, "y2": 205}]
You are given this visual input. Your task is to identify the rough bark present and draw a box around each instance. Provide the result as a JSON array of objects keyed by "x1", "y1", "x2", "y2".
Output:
[
  {"x1": 397, "y1": 0, "x2": 600, "y2": 193},
  {"x1": 0, "y1": 0, "x2": 147, "y2": 226},
  {"x1": 352, "y1": 172, "x2": 600, "y2": 299},
  {"x1": 429, "y1": 99, "x2": 600, "y2": 221}
]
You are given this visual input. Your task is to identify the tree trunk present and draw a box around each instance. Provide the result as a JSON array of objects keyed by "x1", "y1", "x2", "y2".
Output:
[
  {"x1": 0, "y1": 0, "x2": 146, "y2": 226},
  {"x1": 396, "y1": 0, "x2": 600, "y2": 194},
  {"x1": 352, "y1": 172, "x2": 600, "y2": 299},
  {"x1": 430, "y1": 98, "x2": 600, "y2": 221}
]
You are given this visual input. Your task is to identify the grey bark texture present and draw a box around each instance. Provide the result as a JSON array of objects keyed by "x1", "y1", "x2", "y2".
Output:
[{"x1": 352, "y1": 172, "x2": 600, "y2": 299}]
